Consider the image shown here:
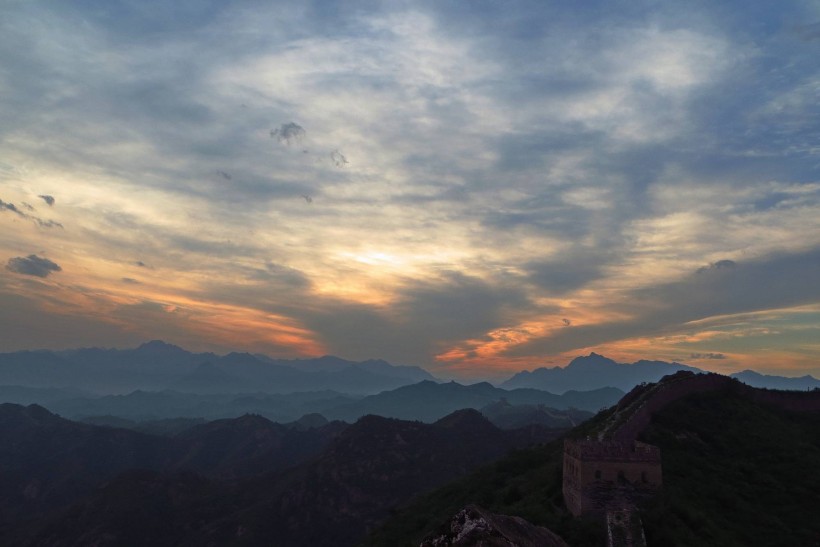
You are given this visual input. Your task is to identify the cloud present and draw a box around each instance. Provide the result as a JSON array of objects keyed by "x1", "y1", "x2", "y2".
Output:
[
  {"x1": 270, "y1": 122, "x2": 306, "y2": 146},
  {"x1": 697, "y1": 259, "x2": 737, "y2": 273},
  {"x1": 794, "y1": 22, "x2": 820, "y2": 42},
  {"x1": 505, "y1": 247, "x2": 820, "y2": 357},
  {"x1": 6, "y1": 255, "x2": 62, "y2": 278},
  {"x1": 296, "y1": 271, "x2": 533, "y2": 364},
  {"x1": 1, "y1": 197, "x2": 62, "y2": 228},
  {"x1": 35, "y1": 219, "x2": 63, "y2": 229},
  {"x1": 690, "y1": 352, "x2": 726, "y2": 360},
  {"x1": 121, "y1": 277, "x2": 141, "y2": 284},
  {"x1": 562, "y1": 318, "x2": 572, "y2": 327},
  {"x1": 0, "y1": 1, "x2": 818, "y2": 376},
  {"x1": 525, "y1": 245, "x2": 619, "y2": 294},
  {"x1": 0, "y1": 199, "x2": 25, "y2": 217},
  {"x1": 330, "y1": 149, "x2": 348, "y2": 167},
  {"x1": 38, "y1": 194, "x2": 55, "y2": 206}
]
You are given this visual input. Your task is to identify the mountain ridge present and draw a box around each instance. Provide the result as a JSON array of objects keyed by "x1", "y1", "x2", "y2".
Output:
[
  {"x1": 501, "y1": 352, "x2": 819, "y2": 393},
  {"x1": 0, "y1": 342, "x2": 435, "y2": 395}
]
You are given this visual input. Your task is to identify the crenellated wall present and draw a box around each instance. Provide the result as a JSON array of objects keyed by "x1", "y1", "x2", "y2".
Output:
[
  {"x1": 563, "y1": 371, "x2": 820, "y2": 518},
  {"x1": 611, "y1": 372, "x2": 820, "y2": 443},
  {"x1": 563, "y1": 439, "x2": 662, "y2": 517}
]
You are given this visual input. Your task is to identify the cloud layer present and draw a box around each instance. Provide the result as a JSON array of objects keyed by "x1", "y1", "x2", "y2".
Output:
[
  {"x1": 0, "y1": 1, "x2": 819, "y2": 379},
  {"x1": 6, "y1": 255, "x2": 62, "y2": 278}
]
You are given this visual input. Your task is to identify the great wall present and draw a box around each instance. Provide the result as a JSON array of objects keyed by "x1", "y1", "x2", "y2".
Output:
[{"x1": 562, "y1": 370, "x2": 820, "y2": 547}]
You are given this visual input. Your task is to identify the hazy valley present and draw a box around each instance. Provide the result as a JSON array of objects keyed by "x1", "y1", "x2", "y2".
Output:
[{"x1": 1, "y1": 342, "x2": 819, "y2": 545}]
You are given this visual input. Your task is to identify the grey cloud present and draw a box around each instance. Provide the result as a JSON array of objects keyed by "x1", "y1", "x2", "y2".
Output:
[
  {"x1": 134, "y1": 261, "x2": 148, "y2": 268},
  {"x1": 2, "y1": 0, "x2": 819, "y2": 369},
  {"x1": 697, "y1": 259, "x2": 737, "y2": 273},
  {"x1": 562, "y1": 318, "x2": 571, "y2": 327},
  {"x1": 38, "y1": 194, "x2": 55, "y2": 206},
  {"x1": 525, "y1": 245, "x2": 619, "y2": 294},
  {"x1": 0, "y1": 291, "x2": 143, "y2": 351},
  {"x1": 330, "y1": 149, "x2": 348, "y2": 168},
  {"x1": 794, "y1": 22, "x2": 820, "y2": 42},
  {"x1": 271, "y1": 122, "x2": 306, "y2": 146},
  {"x1": 1, "y1": 198, "x2": 62, "y2": 228},
  {"x1": 0, "y1": 199, "x2": 25, "y2": 217},
  {"x1": 506, "y1": 247, "x2": 820, "y2": 357},
  {"x1": 690, "y1": 353, "x2": 726, "y2": 360},
  {"x1": 6, "y1": 255, "x2": 62, "y2": 278},
  {"x1": 249, "y1": 263, "x2": 311, "y2": 289},
  {"x1": 121, "y1": 277, "x2": 141, "y2": 284},
  {"x1": 215, "y1": 170, "x2": 232, "y2": 180},
  {"x1": 35, "y1": 219, "x2": 63, "y2": 229},
  {"x1": 297, "y1": 272, "x2": 537, "y2": 364}
]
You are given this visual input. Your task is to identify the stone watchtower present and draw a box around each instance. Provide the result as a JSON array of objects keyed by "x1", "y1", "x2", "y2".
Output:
[{"x1": 562, "y1": 439, "x2": 662, "y2": 517}]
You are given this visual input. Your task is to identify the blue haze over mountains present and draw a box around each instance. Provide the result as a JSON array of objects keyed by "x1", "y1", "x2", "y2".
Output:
[
  {"x1": 0, "y1": 341, "x2": 817, "y2": 426},
  {"x1": 500, "y1": 352, "x2": 820, "y2": 392},
  {"x1": 0, "y1": 340, "x2": 435, "y2": 395}
]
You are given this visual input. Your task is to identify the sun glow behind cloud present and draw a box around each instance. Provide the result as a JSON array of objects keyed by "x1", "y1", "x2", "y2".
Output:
[{"x1": 1, "y1": 1, "x2": 819, "y2": 380}]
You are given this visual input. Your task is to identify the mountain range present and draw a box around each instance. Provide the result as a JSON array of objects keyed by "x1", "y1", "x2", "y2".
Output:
[
  {"x1": 500, "y1": 352, "x2": 820, "y2": 392},
  {"x1": 0, "y1": 380, "x2": 612, "y2": 428},
  {"x1": 0, "y1": 403, "x2": 565, "y2": 546},
  {"x1": 3, "y1": 367, "x2": 819, "y2": 546},
  {"x1": 0, "y1": 340, "x2": 434, "y2": 395},
  {"x1": 321, "y1": 380, "x2": 619, "y2": 423},
  {"x1": 2, "y1": 342, "x2": 816, "y2": 401}
]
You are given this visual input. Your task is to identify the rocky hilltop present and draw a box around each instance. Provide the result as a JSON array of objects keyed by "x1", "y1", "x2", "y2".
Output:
[{"x1": 420, "y1": 505, "x2": 568, "y2": 547}]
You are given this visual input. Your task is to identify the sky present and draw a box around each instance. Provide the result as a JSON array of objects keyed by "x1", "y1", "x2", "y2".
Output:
[{"x1": 1, "y1": 0, "x2": 819, "y2": 381}]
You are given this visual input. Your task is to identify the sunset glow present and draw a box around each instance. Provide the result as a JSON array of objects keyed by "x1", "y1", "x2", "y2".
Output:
[{"x1": 1, "y1": 1, "x2": 819, "y2": 381}]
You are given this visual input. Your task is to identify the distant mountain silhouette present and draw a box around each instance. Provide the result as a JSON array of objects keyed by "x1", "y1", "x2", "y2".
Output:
[
  {"x1": 501, "y1": 353, "x2": 820, "y2": 394},
  {"x1": 322, "y1": 380, "x2": 621, "y2": 422},
  {"x1": 479, "y1": 399, "x2": 592, "y2": 429},
  {"x1": 45, "y1": 389, "x2": 358, "y2": 423},
  {"x1": 170, "y1": 361, "x2": 248, "y2": 393},
  {"x1": 501, "y1": 353, "x2": 703, "y2": 393},
  {"x1": 730, "y1": 369, "x2": 820, "y2": 391},
  {"x1": 0, "y1": 342, "x2": 436, "y2": 395}
]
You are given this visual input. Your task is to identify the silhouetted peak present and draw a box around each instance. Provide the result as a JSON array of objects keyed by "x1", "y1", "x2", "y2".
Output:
[
  {"x1": 136, "y1": 340, "x2": 185, "y2": 354},
  {"x1": 398, "y1": 379, "x2": 439, "y2": 391},
  {"x1": 434, "y1": 408, "x2": 496, "y2": 430},
  {"x1": 353, "y1": 414, "x2": 394, "y2": 428},
  {"x1": 232, "y1": 413, "x2": 275, "y2": 428},
  {"x1": 24, "y1": 403, "x2": 56, "y2": 420},
  {"x1": 316, "y1": 355, "x2": 353, "y2": 366},
  {"x1": 481, "y1": 398, "x2": 513, "y2": 412},
  {"x1": 221, "y1": 352, "x2": 261, "y2": 363},
  {"x1": 292, "y1": 413, "x2": 329, "y2": 430},
  {"x1": 0, "y1": 402, "x2": 61, "y2": 427},
  {"x1": 567, "y1": 352, "x2": 619, "y2": 368}
]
